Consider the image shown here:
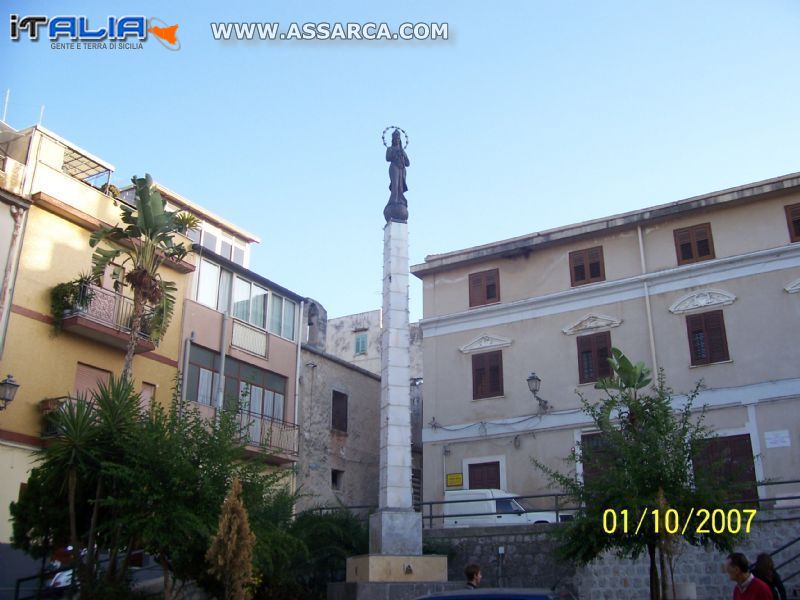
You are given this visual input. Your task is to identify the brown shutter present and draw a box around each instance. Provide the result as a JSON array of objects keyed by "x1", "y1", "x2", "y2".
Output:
[
  {"x1": 587, "y1": 247, "x2": 604, "y2": 281},
  {"x1": 786, "y1": 203, "x2": 800, "y2": 242},
  {"x1": 597, "y1": 332, "x2": 612, "y2": 378},
  {"x1": 692, "y1": 224, "x2": 714, "y2": 258},
  {"x1": 693, "y1": 434, "x2": 758, "y2": 505},
  {"x1": 686, "y1": 314, "x2": 706, "y2": 365},
  {"x1": 569, "y1": 250, "x2": 586, "y2": 285},
  {"x1": 472, "y1": 353, "x2": 487, "y2": 399},
  {"x1": 704, "y1": 310, "x2": 729, "y2": 363},
  {"x1": 674, "y1": 228, "x2": 694, "y2": 263},
  {"x1": 469, "y1": 272, "x2": 484, "y2": 307},
  {"x1": 74, "y1": 363, "x2": 111, "y2": 397},
  {"x1": 486, "y1": 351, "x2": 503, "y2": 396},
  {"x1": 468, "y1": 461, "x2": 500, "y2": 489}
]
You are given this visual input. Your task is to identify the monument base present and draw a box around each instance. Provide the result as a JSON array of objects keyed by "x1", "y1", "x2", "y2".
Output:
[
  {"x1": 369, "y1": 509, "x2": 422, "y2": 555},
  {"x1": 347, "y1": 554, "x2": 448, "y2": 583}
]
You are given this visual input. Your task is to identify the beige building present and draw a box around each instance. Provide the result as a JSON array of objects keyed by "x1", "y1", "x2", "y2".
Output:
[
  {"x1": 411, "y1": 173, "x2": 800, "y2": 513},
  {"x1": 159, "y1": 182, "x2": 304, "y2": 473}
]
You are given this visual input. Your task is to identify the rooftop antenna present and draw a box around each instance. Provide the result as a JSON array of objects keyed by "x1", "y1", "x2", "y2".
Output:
[
  {"x1": 2, "y1": 90, "x2": 9, "y2": 122},
  {"x1": 38, "y1": 105, "x2": 45, "y2": 126}
]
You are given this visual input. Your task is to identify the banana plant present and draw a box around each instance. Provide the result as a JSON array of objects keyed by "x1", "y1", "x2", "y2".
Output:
[{"x1": 89, "y1": 174, "x2": 199, "y2": 378}]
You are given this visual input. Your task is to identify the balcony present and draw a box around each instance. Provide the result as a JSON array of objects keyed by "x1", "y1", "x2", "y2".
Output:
[
  {"x1": 39, "y1": 396, "x2": 72, "y2": 438},
  {"x1": 239, "y1": 411, "x2": 298, "y2": 464},
  {"x1": 61, "y1": 283, "x2": 155, "y2": 353}
]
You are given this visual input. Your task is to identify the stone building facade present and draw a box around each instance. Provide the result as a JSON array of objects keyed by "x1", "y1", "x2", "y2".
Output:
[
  {"x1": 295, "y1": 303, "x2": 381, "y2": 513},
  {"x1": 412, "y1": 172, "x2": 800, "y2": 513}
]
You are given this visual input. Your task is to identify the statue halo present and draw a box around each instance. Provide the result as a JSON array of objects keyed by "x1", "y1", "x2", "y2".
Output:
[{"x1": 382, "y1": 126, "x2": 409, "y2": 149}]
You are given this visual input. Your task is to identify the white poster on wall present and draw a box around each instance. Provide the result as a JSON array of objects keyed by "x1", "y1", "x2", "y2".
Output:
[{"x1": 764, "y1": 430, "x2": 791, "y2": 448}]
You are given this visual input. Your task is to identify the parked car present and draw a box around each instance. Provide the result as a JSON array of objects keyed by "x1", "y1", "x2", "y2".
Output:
[
  {"x1": 443, "y1": 489, "x2": 573, "y2": 527},
  {"x1": 414, "y1": 589, "x2": 557, "y2": 599}
]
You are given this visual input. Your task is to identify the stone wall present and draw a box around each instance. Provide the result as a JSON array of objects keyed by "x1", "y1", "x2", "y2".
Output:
[
  {"x1": 295, "y1": 347, "x2": 381, "y2": 513},
  {"x1": 423, "y1": 512, "x2": 800, "y2": 599}
]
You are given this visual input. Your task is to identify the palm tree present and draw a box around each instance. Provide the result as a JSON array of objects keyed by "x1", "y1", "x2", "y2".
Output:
[
  {"x1": 40, "y1": 398, "x2": 97, "y2": 561},
  {"x1": 90, "y1": 174, "x2": 198, "y2": 378}
]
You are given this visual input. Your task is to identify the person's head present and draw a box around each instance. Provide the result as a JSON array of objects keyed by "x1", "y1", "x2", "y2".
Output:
[
  {"x1": 465, "y1": 563, "x2": 481, "y2": 585},
  {"x1": 726, "y1": 553, "x2": 751, "y2": 583},
  {"x1": 753, "y1": 553, "x2": 775, "y2": 579},
  {"x1": 392, "y1": 129, "x2": 401, "y2": 146}
]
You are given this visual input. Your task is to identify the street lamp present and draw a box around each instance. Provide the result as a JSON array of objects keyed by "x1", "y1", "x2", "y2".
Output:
[
  {"x1": 526, "y1": 372, "x2": 549, "y2": 412},
  {"x1": 526, "y1": 372, "x2": 541, "y2": 396},
  {"x1": 0, "y1": 374, "x2": 20, "y2": 411}
]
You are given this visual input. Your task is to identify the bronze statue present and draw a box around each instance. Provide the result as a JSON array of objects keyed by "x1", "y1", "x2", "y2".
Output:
[{"x1": 384, "y1": 128, "x2": 410, "y2": 223}]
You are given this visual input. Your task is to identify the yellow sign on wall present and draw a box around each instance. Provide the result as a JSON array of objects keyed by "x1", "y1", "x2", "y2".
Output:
[{"x1": 446, "y1": 473, "x2": 463, "y2": 487}]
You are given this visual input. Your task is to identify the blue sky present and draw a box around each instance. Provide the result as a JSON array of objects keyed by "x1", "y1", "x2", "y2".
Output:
[{"x1": 3, "y1": 1, "x2": 799, "y2": 321}]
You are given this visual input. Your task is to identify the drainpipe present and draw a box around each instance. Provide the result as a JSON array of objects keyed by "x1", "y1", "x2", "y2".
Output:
[
  {"x1": 293, "y1": 300, "x2": 304, "y2": 428},
  {"x1": 215, "y1": 272, "x2": 234, "y2": 415},
  {"x1": 179, "y1": 331, "x2": 195, "y2": 419},
  {"x1": 0, "y1": 205, "x2": 27, "y2": 358},
  {"x1": 637, "y1": 225, "x2": 658, "y2": 372}
]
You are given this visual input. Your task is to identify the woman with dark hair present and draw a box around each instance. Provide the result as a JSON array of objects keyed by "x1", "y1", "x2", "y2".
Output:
[{"x1": 752, "y1": 553, "x2": 787, "y2": 600}]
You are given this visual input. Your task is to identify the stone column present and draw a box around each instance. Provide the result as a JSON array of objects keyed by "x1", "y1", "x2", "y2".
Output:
[{"x1": 369, "y1": 219, "x2": 422, "y2": 555}]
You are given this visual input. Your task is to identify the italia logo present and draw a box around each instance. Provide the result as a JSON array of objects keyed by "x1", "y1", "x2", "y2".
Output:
[{"x1": 9, "y1": 15, "x2": 181, "y2": 50}]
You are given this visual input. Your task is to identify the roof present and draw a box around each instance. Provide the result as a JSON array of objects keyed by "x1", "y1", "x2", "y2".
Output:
[
  {"x1": 151, "y1": 182, "x2": 260, "y2": 243},
  {"x1": 411, "y1": 171, "x2": 800, "y2": 277}
]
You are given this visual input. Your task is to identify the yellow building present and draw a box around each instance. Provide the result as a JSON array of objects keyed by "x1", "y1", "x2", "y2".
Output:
[{"x1": 0, "y1": 125, "x2": 195, "y2": 543}]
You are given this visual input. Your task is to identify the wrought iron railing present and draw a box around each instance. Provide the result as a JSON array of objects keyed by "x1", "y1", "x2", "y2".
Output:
[
  {"x1": 239, "y1": 410, "x2": 299, "y2": 456},
  {"x1": 67, "y1": 283, "x2": 152, "y2": 340}
]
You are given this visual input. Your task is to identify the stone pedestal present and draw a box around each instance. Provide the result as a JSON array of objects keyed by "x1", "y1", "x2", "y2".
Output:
[{"x1": 369, "y1": 509, "x2": 422, "y2": 555}]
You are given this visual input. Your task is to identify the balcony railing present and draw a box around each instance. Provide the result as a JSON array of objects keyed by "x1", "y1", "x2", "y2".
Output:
[
  {"x1": 239, "y1": 410, "x2": 298, "y2": 458},
  {"x1": 68, "y1": 283, "x2": 152, "y2": 338},
  {"x1": 39, "y1": 396, "x2": 72, "y2": 438}
]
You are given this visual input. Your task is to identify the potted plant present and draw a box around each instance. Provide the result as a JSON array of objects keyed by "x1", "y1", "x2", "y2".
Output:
[{"x1": 50, "y1": 273, "x2": 96, "y2": 331}]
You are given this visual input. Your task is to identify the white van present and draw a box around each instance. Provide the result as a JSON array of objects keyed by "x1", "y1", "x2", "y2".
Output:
[{"x1": 442, "y1": 489, "x2": 570, "y2": 527}]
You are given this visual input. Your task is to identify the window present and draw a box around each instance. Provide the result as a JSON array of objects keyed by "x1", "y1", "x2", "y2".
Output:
[
  {"x1": 686, "y1": 310, "x2": 729, "y2": 365},
  {"x1": 786, "y1": 203, "x2": 800, "y2": 243},
  {"x1": 577, "y1": 331, "x2": 612, "y2": 384},
  {"x1": 186, "y1": 226, "x2": 201, "y2": 244},
  {"x1": 674, "y1": 223, "x2": 715, "y2": 265},
  {"x1": 201, "y1": 230, "x2": 218, "y2": 252},
  {"x1": 196, "y1": 259, "x2": 220, "y2": 308},
  {"x1": 102, "y1": 262, "x2": 125, "y2": 291},
  {"x1": 331, "y1": 469, "x2": 344, "y2": 490},
  {"x1": 233, "y1": 278, "x2": 268, "y2": 329},
  {"x1": 580, "y1": 433, "x2": 610, "y2": 487},
  {"x1": 569, "y1": 247, "x2": 605, "y2": 286},
  {"x1": 186, "y1": 345, "x2": 220, "y2": 406},
  {"x1": 472, "y1": 351, "x2": 503, "y2": 399},
  {"x1": 74, "y1": 363, "x2": 112, "y2": 397},
  {"x1": 225, "y1": 356, "x2": 286, "y2": 420},
  {"x1": 332, "y1": 391, "x2": 348, "y2": 432},
  {"x1": 468, "y1": 269, "x2": 500, "y2": 307},
  {"x1": 232, "y1": 243, "x2": 246, "y2": 266},
  {"x1": 220, "y1": 235, "x2": 233, "y2": 260},
  {"x1": 693, "y1": 434, "x2": 758, "y2": 505},
  {"x1": 269, "y1": 294, "x2": 297, "y2": 340},
  {"x1": 354, "y1": 332, "x2": 368, "y2": 355},
  {"x1": 140, "y1": 382, "x2": 156, "y2": 410},
  {"x1": 468, "y1": 461, "x2": 500, "y2": 489},
  {"x1": 217, "y1": 270, "x2": 232, "y2": 313}
]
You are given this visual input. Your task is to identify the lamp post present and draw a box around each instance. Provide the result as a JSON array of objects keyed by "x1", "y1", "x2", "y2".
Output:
[
  {"x1": 526, "y1": 372, "x2": 549, "y2": 412},
  {"x1": 526, "y1": 372, "x2": 541, "y2": 396},
  {"x1": 0, "y1": 374, "x2": 20, "y2": 411}
]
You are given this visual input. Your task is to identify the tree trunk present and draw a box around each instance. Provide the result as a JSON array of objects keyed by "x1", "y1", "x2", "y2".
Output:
[
  {"x1": 123, "y1": 289, "x2": 144, "y2": 379},
  {"x1": 648, "y1": 541, "x2": 660, "y2": 600},
  {"x1": 118, "y1": 536, "x2": 136, "y2": 581},
  {"x1": 659, "y1": 543, "x2": 668, "y2": 600},
  {"x1": 161, "y1": 554, "x2": 172, "y2": 600},
  {"x1": 68, "y1": 468, "x2": 79, "y2": 556},
  {"x1": 86, "y1": 477, "x2": 103, "y2": 576}
]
